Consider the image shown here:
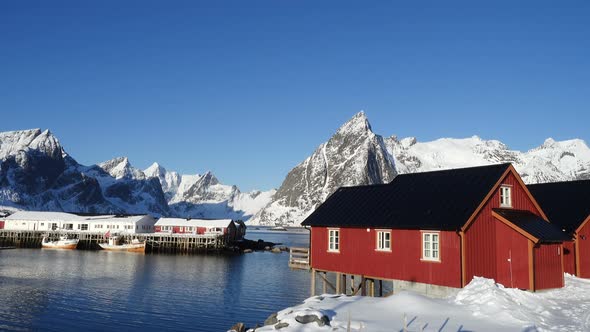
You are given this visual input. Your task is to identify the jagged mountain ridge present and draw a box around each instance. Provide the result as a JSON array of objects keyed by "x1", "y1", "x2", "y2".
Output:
[
  {"x1": 0, "y1": 129, "x2": 272, "y2": 218},
  {"x1": 2, "y1": 114, "x2": 589, "y2": 224},
  {"x1": 143, "y1": 162, "x2": 276, "y2": 219},
  {"x1": 250, "y1": 112, "x2": 397, "y2": 225},
  {"x1": 249, "y1": 112, "x2": 590, "y2": 225}
]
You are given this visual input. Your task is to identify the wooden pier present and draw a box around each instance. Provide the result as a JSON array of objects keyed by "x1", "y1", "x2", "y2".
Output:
[
  {"x1": 0, "y1": 230, "x2": 231, "y2": 254},
  {"x1": 288, "y1": 247, "x2": 310, "y2": 270}
]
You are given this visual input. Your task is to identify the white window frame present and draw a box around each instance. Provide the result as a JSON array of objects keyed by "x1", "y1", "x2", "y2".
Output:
[
  {"x1": 328, "y1": 228, "x2": 340, "y2": 252},
  {"x1": 376, "y1": 230, "x2": 391, "y2": 251},
  {"x1": 422, "y1": 232, "x2": 440, "y2": 262},
  {"x1": 500, "y1": 185, "x2": 512, "y2": 208}
]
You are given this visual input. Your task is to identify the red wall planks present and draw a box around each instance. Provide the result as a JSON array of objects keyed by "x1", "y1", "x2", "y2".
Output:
[
  {"x1": 465, "y1": 171, "x2": 545, "y2": 290},
  {"x1": 495, "y1": 219, "x2": 531, "y2": 289},
  {"x1": 578, "y1": 221, "x2": 590, "y2": 278},
  {"x1": 310, "y1": 227, "x2": 462, "y2": 288},
  {"x1": 534, "y1": 243, "x2": 564, "y2": 290},
  {"x1": 563, "y1": 241, "x2": 576, "y2": 275}
]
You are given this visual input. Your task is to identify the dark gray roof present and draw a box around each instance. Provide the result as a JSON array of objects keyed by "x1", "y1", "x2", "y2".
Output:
[
  {"x1": 301, "y1": 163, "x2": 511, "y2": 230},
  {"x1": 528, "y1": 180, "x2": 590, "y2": 234},
  {"x1": 493, "y1": 208, "x2": 572, "y2": 243}
]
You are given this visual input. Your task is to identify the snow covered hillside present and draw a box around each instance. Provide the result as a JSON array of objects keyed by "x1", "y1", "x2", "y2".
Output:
[
  {"x1": 250, "y1": 112, "x2": 590, "y2": 226},
  {"x1": 0, "y1": 129, "x2": 272, "y2": 219},
  {"x1": 251, "y1": 275, "x2": 590, "y2": 331},
  {"x1": 249, "y1": 112, "x2": 396, "y2": 226},
  {"x1": 143, "y1": 162, "x2": 275, "y2": 219},
  {"x1": 2, "y1": 114, "x2": 589, "y2": 223}
]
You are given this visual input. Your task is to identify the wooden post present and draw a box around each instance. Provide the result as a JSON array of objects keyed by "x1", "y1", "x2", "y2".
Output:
[
  {"x1": 336, "y1": 272, "x2": 341, "y2": 294},
  {"x1": 311, "y1": 269, "x2": 316, "y2": 297},
  {"x1": 322, "y1": 272, "x2": 327, "y2": 294},
  {"x1": 342, "y1": 274, "x2": 347, "y2": 295},
  {"x1": 350, "y1": 275, "x2": 355, "y2": 294},
  {"x1": 361, "y1": 276, "x2": 366, "y2": 296}
]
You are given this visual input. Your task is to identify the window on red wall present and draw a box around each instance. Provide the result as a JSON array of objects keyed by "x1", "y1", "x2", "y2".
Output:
[
  {"x1": 422, "y1": 232, "x2": 440, "y2": 261},
  {"x1": 328, "y1": 229, "x2": 340, "y2": 252},
  {"x1": 376, "y1": 230, "x2": 391, "y2": 251},
  {"x1": 500, "y1": 186, "x2": 512, "y2": 208}
]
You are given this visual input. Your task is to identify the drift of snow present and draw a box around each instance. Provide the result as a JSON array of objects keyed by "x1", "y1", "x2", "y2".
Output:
[{"x1": 250, "y1": 275, "x2": 590, "y2": 332}]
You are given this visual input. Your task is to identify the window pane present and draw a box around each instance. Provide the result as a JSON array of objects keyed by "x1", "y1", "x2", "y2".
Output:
[
  {"x1": 433, "y1": 250, "x2": 439, "y2": 258},
  {"x1": 425, "y1": 249, "x2": 430, "y2": 258},
  {"x1": 433, "y1": 234, "x2": 438, "y2": 242},
  {"x1": 424, "y1": 234, "x2": 430, "y2": 241}
]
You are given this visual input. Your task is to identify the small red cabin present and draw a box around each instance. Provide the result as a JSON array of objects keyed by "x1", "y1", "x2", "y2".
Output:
[
  {"x1": 154, "y1": 218, "x2": 240, "y2": 241},
  {"x1": 302, "y1": 164, "x2": 571, "y2": 294},
  {"x1": 529, "y1": 180, "x2": 590, "y2": 278}
]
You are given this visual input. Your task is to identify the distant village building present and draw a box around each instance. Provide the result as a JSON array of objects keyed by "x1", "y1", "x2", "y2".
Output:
[
  {"x1": 2, "y1": 211, "x2": 156, "y2": 234},
  {"x1": 529, "y1": 180, "x2": 590, "y2": 278},
  {"x1": 302, "y1": 163, "x2": 572, "y2": 296},
  {"x1": 155, "y1": 218, "x2": 240, "y2": 241}
]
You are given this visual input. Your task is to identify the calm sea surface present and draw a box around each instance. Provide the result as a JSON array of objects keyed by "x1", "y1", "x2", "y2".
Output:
[{"x1": 0, "y1": 230, "x2": 310, "y2": 332}]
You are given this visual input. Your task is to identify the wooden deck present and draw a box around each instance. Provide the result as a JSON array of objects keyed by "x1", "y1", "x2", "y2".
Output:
[
  {"x1": 0, "y1": 230, "x2": 231, "y2": 254},
  {"x1": 288, "y1": 247, "x2": 310, "y2": 270}
]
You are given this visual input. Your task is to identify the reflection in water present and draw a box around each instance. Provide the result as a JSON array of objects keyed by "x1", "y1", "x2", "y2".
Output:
[{"x1": 0, "y1": 233, "x2": 310, "y2": 331}]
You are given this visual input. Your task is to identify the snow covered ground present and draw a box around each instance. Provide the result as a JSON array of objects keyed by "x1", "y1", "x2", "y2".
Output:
[{"x1": 251, "y1": 275, "x2": 590, "y2": 332}]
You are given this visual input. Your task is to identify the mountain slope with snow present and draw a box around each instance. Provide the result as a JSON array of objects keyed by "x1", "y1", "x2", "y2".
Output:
[
  {"x1": 143, "y1": 163, "x2": 275, "y2": 219},
  {"x1": 250, "y1": 112, "x2": 396, "y2": 225},
  {"x1": 0, "y1": 129, "x2": 271, "y2": 218},
  {"x1": 250, "y1": 113, "x2": 590, "y2": 226},
  {"x1": 2, "y1": 114, "x2": 589, "y2": 224}
]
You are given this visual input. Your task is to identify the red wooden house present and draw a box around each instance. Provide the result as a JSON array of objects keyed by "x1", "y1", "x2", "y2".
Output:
[
  {"x1": 301, "y1": 164, "x2": 571, "y2": 296},
  {"x1": 529, "y1": 180, "x2": 590, "y2": 278},
  {"x1": 154, "y1": 218, "x2": 240, "y2": 241}
]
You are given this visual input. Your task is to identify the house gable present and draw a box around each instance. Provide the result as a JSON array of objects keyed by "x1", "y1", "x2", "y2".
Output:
[
  {"x1": 462, "y1": 167, "x2": 554, "y2": 288},
  {"x1": 461, "y1": 165, "x2": 547, "y2": 233}
]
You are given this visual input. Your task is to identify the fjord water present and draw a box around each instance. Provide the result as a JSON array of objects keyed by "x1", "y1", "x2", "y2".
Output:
[{"x1": 0, "y1": 231, "x2": 310, "y2": 331}]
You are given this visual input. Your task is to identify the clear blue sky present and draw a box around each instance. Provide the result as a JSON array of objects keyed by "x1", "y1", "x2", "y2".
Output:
[{"x1": 1, "y1": 1, "x2": 589, "y2": 191}]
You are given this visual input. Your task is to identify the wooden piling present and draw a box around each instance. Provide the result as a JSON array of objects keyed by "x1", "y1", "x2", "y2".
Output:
[
  {"x1": 311, "y1": 268, "x2": 316, "y2": 297},
  {"x1": 0, "y1": 230, "x2": 231, "y2": 254}
]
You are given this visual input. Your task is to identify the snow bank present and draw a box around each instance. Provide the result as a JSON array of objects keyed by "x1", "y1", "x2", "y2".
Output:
[{"x1": 249, "y1": 275, "x2": 590, "y2": 332}]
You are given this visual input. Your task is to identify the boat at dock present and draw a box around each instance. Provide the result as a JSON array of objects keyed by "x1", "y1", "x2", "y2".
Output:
[
  {"x1": 41, "y1": 235, "x2": 79, "y2": 250},
  {"x1": 99, "y1": 236, "x2": 145, "y2": 253},
  {"x1": 269, "y1": 223, "x2": 288, "y2": 231}
]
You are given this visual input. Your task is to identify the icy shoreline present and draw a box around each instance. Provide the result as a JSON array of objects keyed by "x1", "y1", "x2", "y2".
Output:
[{"x1": 233, "y1": 275, "x2": 590, "y2": 332}]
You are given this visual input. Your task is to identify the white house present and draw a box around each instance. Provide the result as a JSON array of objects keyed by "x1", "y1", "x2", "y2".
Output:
[
  {"x1": 3, "y1": 211, "x2": 81, "y2": 231},
  {"x1": 74, "y1": 215, "x2": 156, "y2": 234},
  {"x1": 2, "y1": 211, "x2": 156, "y2": 234}
]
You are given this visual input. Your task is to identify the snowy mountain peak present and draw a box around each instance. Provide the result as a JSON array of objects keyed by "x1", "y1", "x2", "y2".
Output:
[
  {"x1": 400, "y1": 136, "x2": 417, "y2": 148},
  {"x1": 198, "y1": 171, "x2": 219, "y2": 186},
  {"x1": 543, "y1": 138, "x2": 556, "y2": 147},
  {"x1": 250, "y1": 112, "x2": 396, "y2": 226},
  {"x1": 0, "y1": 128, "x2": 64, "y2": 160},
  {"x1": 144, "y1": 162, "x2": 166, "y2": 178},
  {"x1": 336, "y1": 111, "x2": 372, "y2": 137},
  {"x1": 98, "y1": 157, "x2": 145, "y2": 180}
]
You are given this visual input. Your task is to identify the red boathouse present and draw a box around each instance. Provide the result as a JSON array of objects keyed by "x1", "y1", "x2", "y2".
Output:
[
  {"x1": 301, "y1": 164, "x2": 571, "y2": 296},
  {"x1": 529, "y1": 180, "x2": 590, "y2": 278}
]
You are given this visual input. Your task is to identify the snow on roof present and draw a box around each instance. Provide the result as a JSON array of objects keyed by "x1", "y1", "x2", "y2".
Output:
[
  {"x1": 82, "y1": 215, "x2": 151, "y2": 223},
  {"x1": 6, "y1": 211, "x2": 83, "y2": 222},
  {"x1": 155, "y1": 218, "x2": 233, "y2": 228},
  {"x1": 5, "y1": 211, "x2": 152, "y2": 223}
]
